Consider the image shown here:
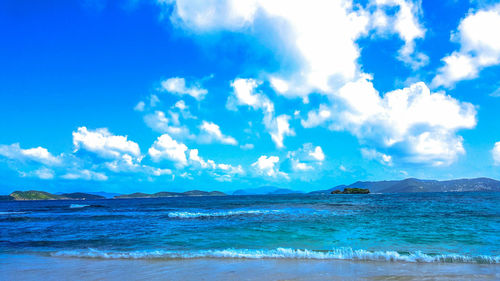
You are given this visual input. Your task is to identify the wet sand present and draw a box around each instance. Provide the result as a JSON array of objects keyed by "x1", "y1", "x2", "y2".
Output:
[{"x1": 1, "y1": 254, "x2": 499, "y2": 281}]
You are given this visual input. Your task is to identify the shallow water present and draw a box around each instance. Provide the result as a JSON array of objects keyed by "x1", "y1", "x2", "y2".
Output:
[{"x1": 1, "y1": 192, "x2": 499, "y2": 263}]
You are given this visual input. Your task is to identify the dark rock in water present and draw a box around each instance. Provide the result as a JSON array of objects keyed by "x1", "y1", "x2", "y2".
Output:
[{"x1": 331, "y1": 188, "x2": 370, "y2": 194}]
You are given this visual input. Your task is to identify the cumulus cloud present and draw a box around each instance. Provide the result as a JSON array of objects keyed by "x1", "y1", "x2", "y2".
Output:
[
  {"x1": 19, "y1": 167, "x2": 56, "y2": 180},
  {"x1": 161, "y1": 0, "x2": 427, "y2": 98},
  {"x1": 229, "y1": 78, "x2": 294, "y2": 148},
  {"x1": 199, "y1": 121, "x2": 238, "y2": 145},
  {"x1": 134, "y1": 101, "x2": 146, "y2": 112},
  {"x1": 144, "y1": 110, "x2": 193, "y2": 138},
  {"x1": 432, "y1": 4, "x2": 500, "y2": 88},
  {"x1": 251, "y1": 155, "x2": 288, "y2": 178},
  {"x1": 227, "y1": 78, "x2": 274, "y2": 112},
  {"x1": 148, "y1": 134, "x2": 188, "y2": 167},
  {"x1": 240, "y1": 143, "x2": 254, "y2": 150},
  {"x1": 161, "y1": 77, "x2": 208, "y2": 100},
  {"x1": 73, "y1": 127, "x2": 141, "y2": 160},
  {"x1": 73, "y1": 127, "x2": 143, "y2": 172},
  {"x1": 61, "y1": 169, "x2": 108, "y2": 181},
  {"x1": 373, "y1": 0, "x2": 428, "y2": 69},
  {"x1": 301, "y1": 104, "x2": 332, "y2": 128},
  {"x1": 361, "y1": 148, "x2": 393, "y2": 166},
  {"x1": 493, "y1": 142, "x2": 500, "y2": 165},
  {"x1": 163, "y1": 1, "x2": 370, "y2": 96},
  {"x1": 188, "y1": 149, "x2": 244, "y2": 181},
  {"x1": 0, "y1": 143, "x2": 62, "y2": 166},
  {"x1": 287, "y1": 143, "x2": 325, "y2": 172},
  {"x1": 303, "y1": 78, "x2": 476, "y2": 166}
]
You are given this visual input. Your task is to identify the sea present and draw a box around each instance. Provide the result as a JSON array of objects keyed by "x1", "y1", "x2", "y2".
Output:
[{"x1": 1, "y1": 192, "x2": 499, "y2": 280}]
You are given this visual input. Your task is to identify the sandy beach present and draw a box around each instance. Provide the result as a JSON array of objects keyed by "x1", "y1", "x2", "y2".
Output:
[{"x1": 1, "y1": 254, "x2": 499, "y2": 281}]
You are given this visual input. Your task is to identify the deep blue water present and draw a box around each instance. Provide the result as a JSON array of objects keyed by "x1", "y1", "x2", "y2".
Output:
[{"x1": 1, "y1": 193, "x2": 499, "y2": 263}]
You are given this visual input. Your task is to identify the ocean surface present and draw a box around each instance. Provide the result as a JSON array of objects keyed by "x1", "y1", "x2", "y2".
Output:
[{"x1": 1, "y1": 192, "x2": 500, "y2": 264}]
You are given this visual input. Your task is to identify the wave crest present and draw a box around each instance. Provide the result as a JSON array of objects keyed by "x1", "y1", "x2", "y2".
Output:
[
  {"x1": 167, "y1": 209, "x2": 283, "y2": 218},
  {"x1": 51, "y1": 247, "x2": 500, "y2": 264},
  {"x1": 70, "y1": 204, "x2": 90, "y2": 209}
]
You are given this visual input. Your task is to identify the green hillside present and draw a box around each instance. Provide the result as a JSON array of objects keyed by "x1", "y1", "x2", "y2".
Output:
[{"x1": 10, "y1": 190, "x2": 64, "y2": 200}]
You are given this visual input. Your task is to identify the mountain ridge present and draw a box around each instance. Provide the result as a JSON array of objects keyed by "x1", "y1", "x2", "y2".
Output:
[{"x1": 311, "y1": 177, "x2": 500, "y2": 194}]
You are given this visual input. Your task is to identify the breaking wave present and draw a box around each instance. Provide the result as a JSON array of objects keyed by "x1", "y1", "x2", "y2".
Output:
[
  {"x1": 51, "y1": 247, "x2": 500, "y2": 264},
  {"x1": 0, "y1": 211, "x2": 26, "y2": 215},
  {"x1": 70, "y1": 204, "x2": 90, "y2": 209},
  {"x1": 167, "y1": 209, "x2": 284, "y2": 218}
]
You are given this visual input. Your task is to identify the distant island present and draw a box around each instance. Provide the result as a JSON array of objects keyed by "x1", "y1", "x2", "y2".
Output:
[
  {"x1": 2, "y1": 191, "x2": 106, "y2": 201},
  {"x1": 0, "y1": 190, "x2": 226, "y2": 201},
  {"x1": 331, "y1": 188, "x2": 370, "y2": 194},
  {"x1": 114, "y1": 190, "x2": 226, "y2": 199},
  {"x1": 1, "y1": 178, "x2": 499, "y2": 201},
  {"x1": 311, "y1": 177, "x2": 500, "y2": 194}
]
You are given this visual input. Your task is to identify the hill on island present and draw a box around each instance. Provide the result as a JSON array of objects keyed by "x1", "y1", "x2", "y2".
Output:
[
  {"x1": 2, "y1": 191, "x2": 105, "y2": 201},
  {"x1": 10, "y1": 190, "x2": 66, "y2": 200},
  {"x1": 115, "y1": 190, "x2": 226, "y2": 199},
  {"x1": 311, "y1": 178, "x2": 500, "y2": 194},
  {"x1": 60, "y1": 193, "x2": 105, "y2": 200}
]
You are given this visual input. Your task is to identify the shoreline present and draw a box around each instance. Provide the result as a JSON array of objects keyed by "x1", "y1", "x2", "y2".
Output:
[{"x1": 1, "y1": 254, "x2": 499, "y2": 281}]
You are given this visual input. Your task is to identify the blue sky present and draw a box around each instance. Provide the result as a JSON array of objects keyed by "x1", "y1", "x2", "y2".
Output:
[{"x1": 1, "y1": 0, "x2": 500, "y2": 194}]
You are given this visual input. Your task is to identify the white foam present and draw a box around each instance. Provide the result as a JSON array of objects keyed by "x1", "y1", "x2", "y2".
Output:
[
  {"x1": 51, "y1": 247, "x2": 500, "y2": 264},
  {"x1": 0, "y1": 211, "x2": 26, "y2": 215},
  {"x1": 70, "y1": 204, "x2": 90, "y2": 209},
  {"x1": 167, "y1": 209, "x2": 283, "y2": 218}
]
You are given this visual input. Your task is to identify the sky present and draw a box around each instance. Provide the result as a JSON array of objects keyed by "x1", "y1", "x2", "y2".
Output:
[{"x1": 1, "y1": 0, "x2": 500, "y2": 194}]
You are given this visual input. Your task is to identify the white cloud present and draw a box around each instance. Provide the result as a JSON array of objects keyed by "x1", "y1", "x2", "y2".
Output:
[
  {"x1": 162, "y1": 0, "x2": 427, "y2": 97},
  {"x1": 162, "y1": 0, "x2": 370, "y2": 97},
  {"x1": 151, "y1": 167, "x2": 173, "y2": 176},
  {"x1": 227, "y1": 78, "x2": 274, "y2": 112},
  {"x1": 199, "y1": 121, "x2": 238, "y2": 145},
  {"x1": 188, "y1": 149, "x2": 244, "y2": 181},
  {"x1": 309, "y1": 146, "x2": 325, "y2": 161},
  {"x1": 264, "y1": 114, "x2": 294, "y2": 149},
  {"x1": 251, "y1": 155, "x2": 287, "y2": 178},
  {"x1": 0, "y1": 143, "x2": 62, "y2": 166},
  {"x1": 134, "y1": 101, "x2": 146, "y2": 111},
  {"x1": 493, "y1": 142, "x2": 500, "y2": 165},
  {"x1": 61, "y1": 169, "x2": 108, "y2": 181},
  {"x1": 148, "y1": 134, "x2": 188, "y2": 167},
  {"x1": 34, "y1": 167, "x2": 56, "y2": 179},
  {"x1": 361, "y1": 148, "x2": 393, "y2": 166},
  {"x1": 240, "y1": 143, "x2": 254, "y2": 150},
  {"x1": 188, "y1": 148, "x2": 216, "y2": 169},
  {"x1": 228, "y1": 78, "x2": 293, "y2": 148},
  {"x1": 432, "y1": 4, "x2": 500, "y2": 87},
  {"x1": 373, "y1": 0, "x2": 427, "y2": 69},
  {"x1": 339, "y1": 165, "x2": 348, "y2": 172},
  {"x1": 301, "y1": 104, "x2": 332, "y2": 128},
  {"x1": 287, "y1": 143, "x2": 325, "y2": 172},
  {"x1": 303, "y1": 79, "x2": 476, "y2": 166},
  {"x1": 173, "y1": 100, "x2": 196, "y2": 119},
  {"x1": 161, "y1": 77, "x2": 208, "y2": 100},
  {"x1": 155, "y1": 0, "x2": 472, "y2": 166},
  {"x1": 290, "y1": 159, "x2": 313, "y2": 171},
  {"x1": 19, "y1": 167, "x2": 56, "y2": 180},
  {"x1": 144, "y1": 110, "x2": 192, "y2": 138},
  {"x1": 73, "y1": 127, "x2": 141, "y2": 160}
]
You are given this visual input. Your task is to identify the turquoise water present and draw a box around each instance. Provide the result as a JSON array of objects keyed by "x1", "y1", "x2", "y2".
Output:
[{"x1": 1, "y1": 193, "x2": 499, "y2": 263}]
